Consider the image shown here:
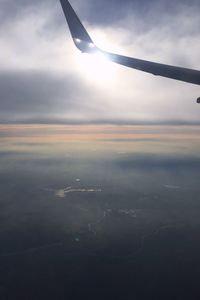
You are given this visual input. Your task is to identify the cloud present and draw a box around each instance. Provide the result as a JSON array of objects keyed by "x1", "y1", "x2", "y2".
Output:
[
  {"x1": 0, "y1": 0, "x2": 200, "y2": 124},
  {"x1": 0, "y1": 70, "x2": 98, "y2": 121}
]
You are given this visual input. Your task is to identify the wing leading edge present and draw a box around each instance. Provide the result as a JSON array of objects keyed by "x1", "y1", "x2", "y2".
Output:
[{"x1": 59, "y1": 0, "x2": 200, "y2": 87}]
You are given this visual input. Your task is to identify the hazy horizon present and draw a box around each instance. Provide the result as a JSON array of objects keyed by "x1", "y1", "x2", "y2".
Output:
[{"x1": 1, "y1": 124, "x2": 200, "y2": 299}]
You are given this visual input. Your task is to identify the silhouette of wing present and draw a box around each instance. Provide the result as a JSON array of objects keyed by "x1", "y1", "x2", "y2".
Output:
[{"x1": 60, "y1": 0, "x2": 200, "y2": 86}]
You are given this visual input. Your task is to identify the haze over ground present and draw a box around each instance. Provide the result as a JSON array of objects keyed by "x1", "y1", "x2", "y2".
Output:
[{"x1": 0, "y1": 125, "x2": 200, "y2": 299}]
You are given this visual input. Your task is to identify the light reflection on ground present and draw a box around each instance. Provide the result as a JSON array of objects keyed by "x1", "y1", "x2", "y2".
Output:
[{"x1": 0, "y1": 124, "x2": 200, "y2": 299}]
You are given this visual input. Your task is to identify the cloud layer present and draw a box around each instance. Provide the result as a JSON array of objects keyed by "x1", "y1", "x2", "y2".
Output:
[{"x1": 0, "y1": 0, "x2": 200, "y2": 124}]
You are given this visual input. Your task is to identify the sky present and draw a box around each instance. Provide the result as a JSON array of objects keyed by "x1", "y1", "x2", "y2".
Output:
[{"x1": 0, "y1": 0, "x2": 200, "y2": 125}]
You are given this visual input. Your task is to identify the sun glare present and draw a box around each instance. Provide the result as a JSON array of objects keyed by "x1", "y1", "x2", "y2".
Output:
[{"x1": 76, "y1": 51, "x2": 116, "y2": 85}]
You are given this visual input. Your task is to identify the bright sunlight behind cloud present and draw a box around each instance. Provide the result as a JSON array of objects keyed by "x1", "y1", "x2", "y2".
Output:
[{"x1": 0, "y1": 0, "x2": 200, "y2": 124}]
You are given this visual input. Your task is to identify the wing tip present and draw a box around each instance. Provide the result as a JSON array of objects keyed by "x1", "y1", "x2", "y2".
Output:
[{"x1": 60, "y1": 0, "x2": 99, "y2": 53}]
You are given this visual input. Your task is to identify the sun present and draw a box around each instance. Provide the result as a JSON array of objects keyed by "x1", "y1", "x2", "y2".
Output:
[{"x1": 75, "y1": 51, "x2": 116, "y2": 85}]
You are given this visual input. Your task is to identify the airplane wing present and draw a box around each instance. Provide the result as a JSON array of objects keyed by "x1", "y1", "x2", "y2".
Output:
[{"x1": 59, "y1": 0, "x2": 200, "y2": 88}]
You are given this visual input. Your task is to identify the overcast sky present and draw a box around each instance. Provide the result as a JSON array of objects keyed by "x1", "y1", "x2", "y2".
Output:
[{"x1": 0, "y1": 0, "x2": 200, "y2": 124}]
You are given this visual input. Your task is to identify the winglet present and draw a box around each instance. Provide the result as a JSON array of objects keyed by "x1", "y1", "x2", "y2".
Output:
[{"x1": 60, "y1": 0, "x2": 98, "y2": 53}]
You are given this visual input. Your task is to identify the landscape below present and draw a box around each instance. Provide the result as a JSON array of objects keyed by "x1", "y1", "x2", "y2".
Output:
[{"x1": 0, "y1": 124, "x2": 200, "y2": 299}]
